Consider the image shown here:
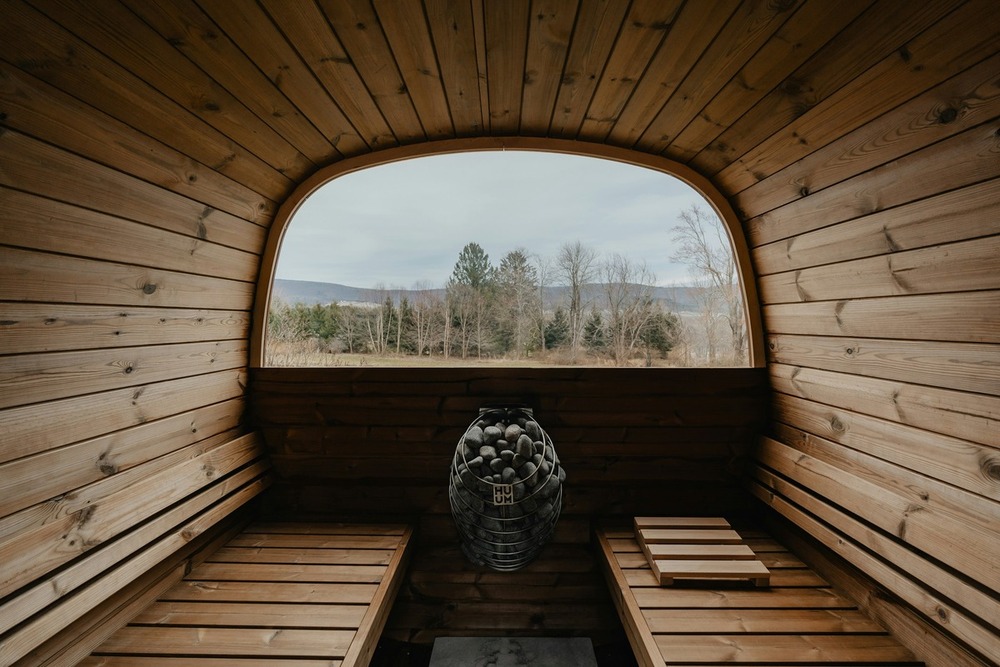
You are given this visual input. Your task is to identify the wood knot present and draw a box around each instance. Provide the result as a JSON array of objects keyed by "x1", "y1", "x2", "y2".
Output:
[
  {"x1": 829, "y1": 416, "x2": 846, "y2": 433},
  {"x1": 980, "y1": 456, "x2": 1000, "y2": 482},
  {"x1": 142, "y1": 282, "x2": 157, "y2": 295},
  {"x1": 937, "y1": 107, "x2": 958, "y2": 124}
]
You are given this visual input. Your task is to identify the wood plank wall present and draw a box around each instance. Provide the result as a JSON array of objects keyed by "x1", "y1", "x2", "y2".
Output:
[
  {"x1": 250, "y1": 367, "x2": 768, "y2": 644},
  {"x1": 0, "y1": 3, "x2": 278, "y2": 662},
  {"x1": 1, "y1": 0, "x2": 998, "y2": 663},
  {"x1": 725, "y1": 19, "x2": 1000, "y2": 667}
]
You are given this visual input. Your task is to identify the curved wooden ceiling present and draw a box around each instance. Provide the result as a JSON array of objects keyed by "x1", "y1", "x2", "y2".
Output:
[{"x1": 4, "y1": 0, "x2": 981, "y2": 214}]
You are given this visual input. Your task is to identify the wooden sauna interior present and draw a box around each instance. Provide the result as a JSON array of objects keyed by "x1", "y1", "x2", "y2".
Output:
[{"x1": 0, "y1": 0, "x2": 997, "y2": 665}]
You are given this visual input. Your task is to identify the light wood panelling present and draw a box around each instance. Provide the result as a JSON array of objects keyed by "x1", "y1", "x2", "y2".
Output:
[
  {"x1": 705, "y1": 0, "x2": 963, "y2": 182},
  {"x1": 1, "y1": 1, "x2": 997, "y2": 663}
]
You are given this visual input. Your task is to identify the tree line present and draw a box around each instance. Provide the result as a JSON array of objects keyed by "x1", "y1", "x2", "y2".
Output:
[
  {"x1": 269, "y1": 242, "x2": 679, "y2": 365},
  {"x1": 267, "y1": 205, "x2": 748, "y2": 366}
]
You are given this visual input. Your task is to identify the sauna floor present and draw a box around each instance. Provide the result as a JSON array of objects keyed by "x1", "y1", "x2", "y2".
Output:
[
  {"x1": 79, "y1": 522, "x2": 411, "y2": 666},
  {"x1": 598, "y1": 525, "x2": 922, "y2": 666}
]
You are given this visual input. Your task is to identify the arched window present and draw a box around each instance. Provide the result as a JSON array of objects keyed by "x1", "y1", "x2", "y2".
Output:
[{"x1": 252, "y1": 140, "x2": 762, "y2": 368}]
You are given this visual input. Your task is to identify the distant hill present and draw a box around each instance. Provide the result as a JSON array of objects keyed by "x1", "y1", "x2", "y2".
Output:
[{"x1": 272, "y1": 278, "x2": 706, "y2": 313}]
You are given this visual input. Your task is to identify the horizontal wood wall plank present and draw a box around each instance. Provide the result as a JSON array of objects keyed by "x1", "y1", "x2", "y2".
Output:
[
  {"x1": 0, "y1": 129, "x2": 267, "y2": 254},
  {"x1": 759, "y1": 235, "x2": 1000, "y2": 303},
  {"x1": 770, "y1": 421, "x2": 999, "y2": 539},
  {"x1": 0, "y1": 303, "x2": 249, "y2": 355},
  {"x1": 23, "y1": 0, "x2": 318, "y2": 178},
  {"x1": 0, "y1": 463, "x2": 269, "y2": 662},
  {"x1": 757, "y1": 437, "x2": 1000, "y2": 593},
  {"x1": 0, "y1": 189, "x2": 259, "y2": 282},
  {"x1": 0, "y1": 0, "x2": 295, "y2": 197},
  {"x1": 734, "y1": 51, "x2": 1000, "y2": 218},
  {"x1": 716, "y1": 2, "x2": 996, "y2": 193},
  {"x1": 0, "y1": 401, "x2": 243, "y2": 517},
  {"x1": 747, "y1": 124, "x2": 1000, "y2": 247},
  {"x1": 750, "y1": 474, "x2": 1000, "y2": 662},
  {"x1": 0, "y1": 435, "x2": 263, "y2": 599},
  {"x1": 0, "y1": 62, "x2": 275, "y2": 223},
  {"x1": 766, "y1": 334, "x2": 1000, "y2": 396},
  {"x1": 763, "y1": 291, "x2": 1000, "y2": 343},
  {"x1": 771, "y1": 392, "x2": 1000, "y2": 501},
  {"x1": 0, "y1": 340, "x2": 247, "y2": 409},
  {"x1": 770, "y1": 363, "x2": 999, "y2": 447},
  {"x1": 0, "y1": 246, "x2": 253, "y2": 309},
  {"x1": 670, "y1": 0, "x2": 869, "y2": 162},
  {"x1": 753, "y1": 178, "x2": 1000, "y2": 276},
  {"x1": 0, "y1": 369, "x2": 246, "y2": 465}
]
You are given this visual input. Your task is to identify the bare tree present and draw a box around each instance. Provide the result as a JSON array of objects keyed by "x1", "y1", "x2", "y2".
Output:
[
  {"x1": 362, "y1": 284, "x2": 393, "y2": 354},
  {"x1": 495, "y1": 248, "x2": 539, "y2": 358},
  {"x1": 601, "y1": 254, "x2": 657, "y2": 366},
  {"x1": 555, "y1": 241, "x2": 598, "y2": 359},
  {"x1": 533, "y1": 254, "x2": 552, "y2": 352},
  {"x1": 671, "y1": 205, "x2": 747, "y2": 365}
]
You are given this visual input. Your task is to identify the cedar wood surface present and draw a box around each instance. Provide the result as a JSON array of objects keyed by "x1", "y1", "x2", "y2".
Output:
[{"x1": 0, "y1": 1, "x2": 997, "y2": 665}]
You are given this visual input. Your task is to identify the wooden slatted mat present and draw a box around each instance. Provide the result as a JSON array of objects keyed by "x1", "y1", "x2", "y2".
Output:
[
  {"x1": 597, "y1": 525, "x2": 921, "y2": 667},
  {"x1": 635, "y1": 517, "x2": 770, "y2": 587},
  {"x1": 80, "y1": 522, "x2": 413, "y2": 667}
]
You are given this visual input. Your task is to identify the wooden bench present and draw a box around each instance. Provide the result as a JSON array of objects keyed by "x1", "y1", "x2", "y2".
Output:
[
  {"x1": 79, "y1": 522, "x2": 413, "y2": 667},
  {"x1": 596, "y1": 524, "x2": 920, "y2": 667}
]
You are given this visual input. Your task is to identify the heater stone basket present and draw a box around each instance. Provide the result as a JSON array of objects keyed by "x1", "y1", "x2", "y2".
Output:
[{"x1": 449, "y1": 406, "x2": 565, "y2": 571}]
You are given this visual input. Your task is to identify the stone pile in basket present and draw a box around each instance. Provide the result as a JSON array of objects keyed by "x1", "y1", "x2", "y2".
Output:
[{"x1": 449, "y1": 407, "x2": 565, "y2": 571}]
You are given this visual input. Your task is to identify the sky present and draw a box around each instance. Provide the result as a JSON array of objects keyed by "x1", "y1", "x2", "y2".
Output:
[{"x1": 275, "y1": 150, "x2": 720, "y2": 289}]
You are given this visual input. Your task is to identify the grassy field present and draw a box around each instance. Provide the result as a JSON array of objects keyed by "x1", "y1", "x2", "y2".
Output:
[{"x1": 264, "y1": 341, "x2": 677, "y2": 368}]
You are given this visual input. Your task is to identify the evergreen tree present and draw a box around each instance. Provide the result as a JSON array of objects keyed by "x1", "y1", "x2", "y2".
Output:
[
  {"x1": 544, "y1": 308, "x2": 570, "y2": 349},
  {"x1": 448, "y1": 243, "x2": 496, "y2": 358},
  {"x1": 449, "y1": 242, "x2": 494, "y2": 289},
  {"x1": 582, "y1": 309, "x2": 606, "y2": 351}
]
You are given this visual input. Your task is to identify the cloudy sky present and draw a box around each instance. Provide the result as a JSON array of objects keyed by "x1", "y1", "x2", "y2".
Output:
[{"x1": 275, "y1": 150, "x2": 719, "y2": 289}]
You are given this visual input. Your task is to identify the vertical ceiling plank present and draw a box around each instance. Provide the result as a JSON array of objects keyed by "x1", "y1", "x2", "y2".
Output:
[
  {"x1": 18, "y1": 0, "x2": 315, "y2": 181},
  {"x1": 425, "y1": 0, "x2": 485, "y2": 136},
  {"x1": 122, "y1": 0, "x2": 348, "y2": 164},
  {"x1": 519, "y1": 0, "x2": 579, "y2": 136},
  {"x1": 606, "y1": 0, "x2": 739, "y2": 150},
  {"x1": 484, "y1": 0, "x2": 532, "y2": 134},
  {"x1": 374, "y1": 0, "x2": 455, "y2": 139},
  {"x1": 673, "y1": 0, "x2": 873, "y2": 164},
  {"x1": 549, "y1": 0, "x2": 630, "y2": 138},
  {"x1": 259, "y1": 0, "x2": 398, "y2": 150},
  {"x1": 636, "y1": 0, "x2": 803, "y2": 157},
  {"x1": 191, "y1": 0, "x2": 368, "y2": 158},
  {"x1": 0, "y1": 0, "x2": 296, "y2": 196},
  {"x1": 471, "y1": 0, "x2": 492, "y2": 133},
  {"x1": 318, "y1": 0, "x2": 427, "y2": 143},
  {"x1": 578, "y1": 0, "x2": 682, "y2": 142}
]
